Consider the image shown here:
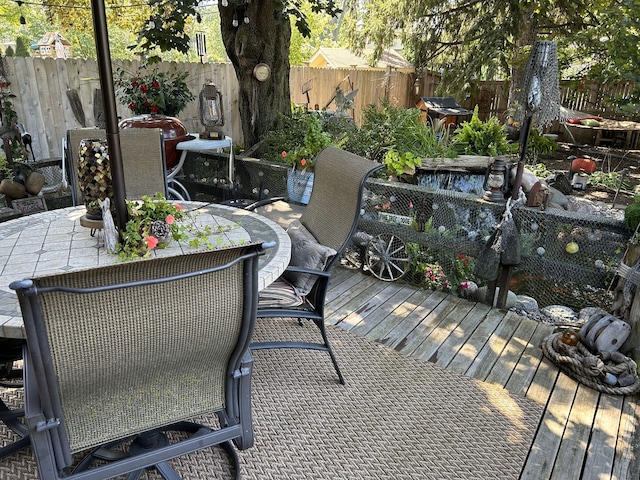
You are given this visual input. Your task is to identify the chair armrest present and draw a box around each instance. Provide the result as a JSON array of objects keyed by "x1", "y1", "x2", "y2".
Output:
[{"x1": 283, "y1": 265, "x2": 331, "y2": 278}]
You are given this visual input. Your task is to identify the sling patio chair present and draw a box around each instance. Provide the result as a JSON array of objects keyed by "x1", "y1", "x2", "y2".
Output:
[
  {"x1": 251, "y1": 146, "x2": 383, "y2": 384},
  {"x1": 0, "y1": 338, "x2": 29, "y2": 459},
  {"x1": 10, "y1": 242, "x2": 268, "y2": 480},
  {"x1": 64, "y1": 127, "x2": 175, "y2": 202}
]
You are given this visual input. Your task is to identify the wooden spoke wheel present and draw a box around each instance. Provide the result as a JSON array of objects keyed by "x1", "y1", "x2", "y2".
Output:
[{"x1": 365, "y1": 234, "x2": 410, "y2": 282}]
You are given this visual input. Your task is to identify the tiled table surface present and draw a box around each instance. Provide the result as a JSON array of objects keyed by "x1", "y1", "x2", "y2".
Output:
[{"x1": 0, "y1": 202, "x2": 290, "y2": 339}]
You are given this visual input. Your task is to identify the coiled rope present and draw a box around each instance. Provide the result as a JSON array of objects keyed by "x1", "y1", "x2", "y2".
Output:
[{"x1": 541, "y1": 332, "x2": 640, "y2": 395}]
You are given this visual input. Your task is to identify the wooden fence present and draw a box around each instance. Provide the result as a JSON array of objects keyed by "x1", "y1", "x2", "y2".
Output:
[{"x1": 2, "y1": 57, "x2": 636, "y2": 161}]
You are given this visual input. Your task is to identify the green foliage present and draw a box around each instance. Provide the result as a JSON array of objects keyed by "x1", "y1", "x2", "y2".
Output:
[
  {"x1": 14, "y1": 37, "x2": 30, "y2": 57},
  {"x1": 345, "y1": 99, "x2": 456, "y2": 164},
  {"x1": 261, "y1": 108, "x2": 334, "y2": 168},
  {"x1": 624, "y1": 201, "x2": 640, "y2": 232},
  {"x1": 4, "y1": 46, "x2": 14, "y2": 57},
  {"x1": 383, "y1": 151, "x2": 422, "y2": 177},
  {"x1": 452, "y1": 106, "x2": 511, "y2": 156},
  {"x1": 589, "y1": 171, "x2": 630, "y2": 191},
  {"x1": 527, "y1": 129, "x2": 557, "y2": 159},
  {"x1": 117, "y1": 193, "x2": 237, "y2": 260}
]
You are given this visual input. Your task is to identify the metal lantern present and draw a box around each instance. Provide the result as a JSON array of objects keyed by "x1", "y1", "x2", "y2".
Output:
[
  {"x1": 483, "y1": 157, "x2": 510, "y2": 202},
  {"x1": 198, "y1": 81, "x2": 225, "y2": 140}
]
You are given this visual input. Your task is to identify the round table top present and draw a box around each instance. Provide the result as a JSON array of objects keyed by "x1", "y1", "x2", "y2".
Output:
[{"x1": 0, "y1": 202, "x2": 290, "y2": 339}]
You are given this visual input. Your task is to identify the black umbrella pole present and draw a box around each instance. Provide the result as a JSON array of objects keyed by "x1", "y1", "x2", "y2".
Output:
[
  {"x1": 511, "y1": 115, "x2": 533, "y2": 201},
  {"x1": 90, "y1": 0, "x2": 127, "y2": 233}
]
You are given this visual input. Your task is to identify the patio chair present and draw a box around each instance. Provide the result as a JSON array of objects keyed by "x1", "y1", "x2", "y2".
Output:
[
  {"x1": 64, "y1": 127, "x2": 169, "y2": 204},
  {"x1": 0, "y1": 339, "x2": 29, "y2": 459},
  {"x1": 251, "y1": 146, "x2": 383, "y2": 384},
  {"x1": 9, "y1": 242, "x2": 267, "y2": 479}
]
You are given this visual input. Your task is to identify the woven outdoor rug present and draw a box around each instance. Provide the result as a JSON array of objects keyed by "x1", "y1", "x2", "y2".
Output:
[{"x1": 0, "y1": 319, "x2": 544, "y2": 479}]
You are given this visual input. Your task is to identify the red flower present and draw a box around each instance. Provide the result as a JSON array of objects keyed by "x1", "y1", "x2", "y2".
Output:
[
  {"x1": 151, "y1": 80, "x2": 160, "y2": 89},
  {"x1": 131, "y1": 81, "x2": 139, "y2": 88},
  {"x1": 165, "y1": 214, "x2": 175, "y2": 225},
  {"x1": 150, "y1": 105, "x2": 159, "y2": 113},
  {"x1": 129, "y1": 102, "x2": 136, "y2": 110},
  {"x1": 146, "y1": 236, "x2": 159, "y2": 249},
  {"x1": 281, "y1": 151, "x2": 287, "y2": 158},
  {"x1": 300, "y1": 158, "x2": 307, "y2": 166},
  {"x1": 458, "y1": 253, "x2": 465, "y2": 260},
  {"x1": 140, "y1": 84, "x2": 148, "y2": 93}
]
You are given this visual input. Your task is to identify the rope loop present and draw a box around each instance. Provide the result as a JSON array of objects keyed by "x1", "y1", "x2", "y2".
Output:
[{"x1": 541, "y1": 332, "x2": 640, "y2": 395}]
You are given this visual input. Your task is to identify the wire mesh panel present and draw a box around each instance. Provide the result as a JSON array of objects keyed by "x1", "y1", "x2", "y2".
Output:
[{"x1": 356, "y1": 178, "x2": 630, "y2": 311}]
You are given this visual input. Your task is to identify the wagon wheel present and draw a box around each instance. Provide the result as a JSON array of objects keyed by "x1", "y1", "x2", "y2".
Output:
[{"x1": 365, "y1": 233, "x2": 410, "y2": 282}]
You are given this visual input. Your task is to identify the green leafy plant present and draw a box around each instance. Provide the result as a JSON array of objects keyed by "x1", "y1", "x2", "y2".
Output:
[
  {"x1": 115, "y1": 66, "x2": 195, "y2": 117},
  {"x1": 262, "y1": 108, "x2": 331, "y2": 169},
  {"x1": 589, "y1": 170, "x2": 630, "y2": 191},
  {"x1": 383, "y1": 150, "x2": 422, "y2": 177},
  {"x1": 452, "y1": 106, "x2": 511, "y2": 156},
  {"x1": 116, "y1": 193, "x2": 236, "y2": 260}
]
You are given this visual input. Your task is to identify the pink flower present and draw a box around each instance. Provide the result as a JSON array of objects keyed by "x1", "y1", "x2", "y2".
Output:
[
  {"x1": 146, "y1": 236, "x2": 159, "y2": 249},
  {"x1": 461, "y1": 281, "x2": 469, "y2": 291},
  {"x1": 300, "y1": 158, "x2": 307, "y2": 166},
  {"x1": 281, "y1": 151, "x2": 287, "y2": 158},
  {"x1": 165, "y1": 214, "x2": 175, "y2": 225},
  {"x1": 174, "y1": 204, "x2": 183, "y2": 211}
]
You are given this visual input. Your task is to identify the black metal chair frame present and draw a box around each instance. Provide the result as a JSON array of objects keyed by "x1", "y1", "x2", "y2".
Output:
[
  {"x1": 251, "y1": 146, "x2": 383, "y2": 385},
  {"x1": 10, "y1": 243, "x2": 268, "y2": 480}
]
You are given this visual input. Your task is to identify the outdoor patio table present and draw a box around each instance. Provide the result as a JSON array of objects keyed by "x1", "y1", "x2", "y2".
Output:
[{"x1": 0, "y1": 202, "x2": 290, "y2": 340}]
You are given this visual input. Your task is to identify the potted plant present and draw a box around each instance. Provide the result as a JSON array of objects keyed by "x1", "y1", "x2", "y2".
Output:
[
  {"x1": 262, "y1": 109, "x2": 331, "y2": 204},
  {"x1": 115, "y1": 66, "x2": 195, "y2": 169}
]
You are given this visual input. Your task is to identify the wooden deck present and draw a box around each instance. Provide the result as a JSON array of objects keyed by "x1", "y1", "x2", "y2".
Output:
[{"x1": 325, "y1": 265, "x2": 640, "y2": 480}]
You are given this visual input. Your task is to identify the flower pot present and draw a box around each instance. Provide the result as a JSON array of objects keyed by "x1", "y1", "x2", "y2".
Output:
[
  {"x1": 287, "y1": 168, "x2": 314, "y2": 205},
  {"x1": 119, "y1": 114, "x2": 192, "y2": 170}
]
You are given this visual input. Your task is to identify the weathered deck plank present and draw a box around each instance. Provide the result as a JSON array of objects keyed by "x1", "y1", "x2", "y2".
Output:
[{"x1": 326, "y1": 267, "x2": 639, "y2": 480}]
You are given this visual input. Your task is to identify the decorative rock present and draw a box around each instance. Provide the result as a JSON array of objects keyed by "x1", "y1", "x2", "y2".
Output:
[
  {"x1": 540, "y1": 305, "x2": 578, "y2": 324},
  {"x1": 604, "y1": 373, "x2": 618, "y2": 385},
  {"x1": 25, "y1": 171, "x2": 46, "y2": 195},
  {"x1": 473, "y1": 286, "x2": 517, "y2": 309},
  {"x1": 0, "y1": 179, "x2": 26, "y2": 199},
  {"x1": 617, "y1": 373, "x2": 637, "y2": 387},
  {"x1": 511, "y1": 167, "x2": 538, "y2": 192},
  {"x1": 547, "y1": 186, "x2": 569, "y2": 207},
  {"x1": 514, "y1": 295, "x2": 538, "y2": 313}
]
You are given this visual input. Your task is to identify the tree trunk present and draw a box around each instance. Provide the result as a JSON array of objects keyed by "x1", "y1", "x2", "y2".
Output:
[{"x1": 219, "y1": 2, "x2": 292, "y2": 149}]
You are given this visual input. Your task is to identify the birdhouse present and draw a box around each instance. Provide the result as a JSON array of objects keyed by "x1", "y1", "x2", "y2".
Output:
[{"x1": 416, "y1": 97, "x2": 472, "y2": 128}]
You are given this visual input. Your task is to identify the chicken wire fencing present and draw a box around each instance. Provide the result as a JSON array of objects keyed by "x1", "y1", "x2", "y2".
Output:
[
  {"x1": 187, "y1": 155, "x2": 631, "y2": 312},
  {"x1": 352, "y1": 178, "x2": 631, "y2": 312}
]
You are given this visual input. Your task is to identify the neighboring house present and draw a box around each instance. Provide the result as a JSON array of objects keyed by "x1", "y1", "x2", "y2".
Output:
[
  {"x1": 32, "y1": 32, "x2": 72, "y2": 59},
  {"x1": 306, "y1": 47, "x2": 414, "y2": 73}
]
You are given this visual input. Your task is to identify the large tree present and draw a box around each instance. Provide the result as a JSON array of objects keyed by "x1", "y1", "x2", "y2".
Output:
[
  {"x1": 341, "y1": 0, "x2": 616, "y2": 111},
  {"x1": 217, "y1": 1, "x2": 341, "y2": 148}
]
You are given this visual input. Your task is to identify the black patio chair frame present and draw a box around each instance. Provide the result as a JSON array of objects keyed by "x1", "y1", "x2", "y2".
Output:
[
  {"x1": 10, "y1": 243, "x2": 267, "y2": 480},
  {"x1": 251, "y1": 146, "x2": 383, "y2": 385}
]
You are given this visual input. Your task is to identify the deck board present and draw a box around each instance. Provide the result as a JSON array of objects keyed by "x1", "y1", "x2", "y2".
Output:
[{"x1": 325, "y1": 267, "x2": 639, "y2": 480}]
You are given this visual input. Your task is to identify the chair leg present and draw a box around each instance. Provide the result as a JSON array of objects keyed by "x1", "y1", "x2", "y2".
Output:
[{"x1": 314, "y1": 319, "x2": 345, "y2": 385}]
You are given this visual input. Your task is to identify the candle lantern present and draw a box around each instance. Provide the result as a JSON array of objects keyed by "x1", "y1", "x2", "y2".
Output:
[
  {"x1": 483, "y1": 157, "x2": 510, "y2": 203},
  {"x1": 198, "y1": 81, "x2": 225, "y2": 140}
]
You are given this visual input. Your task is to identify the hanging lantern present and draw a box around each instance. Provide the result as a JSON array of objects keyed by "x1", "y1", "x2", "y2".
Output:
[
  {"x1": 482, "y1": 157, "x2": 510, "y2": 203},
  {"x1": 198, "y1": 81, "x2": 225, "y2": 140}
]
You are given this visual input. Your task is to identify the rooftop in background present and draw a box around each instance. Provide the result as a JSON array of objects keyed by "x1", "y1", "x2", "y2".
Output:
[
  {"x1": 306, "y1": 47, "x2": 414, "y2": 72},
  {"x1": 32, "y1": 32, "x2": 72, "y2": 59}
]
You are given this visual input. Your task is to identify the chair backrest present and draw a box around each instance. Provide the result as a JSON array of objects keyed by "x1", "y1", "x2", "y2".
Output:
[
  {"x1": 65, "y1": 128, "x2": 167, "y2": 205},
  {"x1": 11, "y1": 243, "x2": 263, "y2": 469},
  {"x1": 300, "y1": 146, "x2": 382, "y2": 269}
]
